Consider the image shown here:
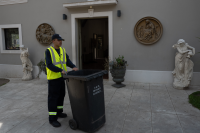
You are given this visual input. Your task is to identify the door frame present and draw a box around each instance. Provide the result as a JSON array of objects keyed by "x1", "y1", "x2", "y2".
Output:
[{"x1": 71, "y1": 11, "x2": 113, "y2": 75}]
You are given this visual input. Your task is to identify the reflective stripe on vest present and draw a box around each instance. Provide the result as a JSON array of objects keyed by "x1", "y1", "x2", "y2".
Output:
[
  {"x1": 49, "y1": 112, "x2": 57, "y2": 115},
  {"x1": 57, "y1": 106, "x2": 63, "y2": 109},
  {"x1": 45, "y1": 46, "x2": 67, "y2": 80}
]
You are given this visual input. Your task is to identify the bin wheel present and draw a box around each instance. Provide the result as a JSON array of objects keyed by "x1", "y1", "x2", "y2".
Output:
[{"x1": 69, "y1": 119, "x2": 77, "y2": 130}]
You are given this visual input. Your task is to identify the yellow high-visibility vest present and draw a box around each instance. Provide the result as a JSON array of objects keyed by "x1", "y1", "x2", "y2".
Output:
[{"x1": 45, "y1": 46, "x2": 67, "y2": 80}]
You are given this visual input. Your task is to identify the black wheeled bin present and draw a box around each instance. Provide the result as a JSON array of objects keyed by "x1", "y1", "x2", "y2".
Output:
[{"x1": 63, "y1": 70, "x2": 107, "y2": 133}]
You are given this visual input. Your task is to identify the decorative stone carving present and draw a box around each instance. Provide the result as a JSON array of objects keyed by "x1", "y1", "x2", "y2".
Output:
[
  {"x1": 20, "y1": 47, "x2": 33, "y2": 81},
  {"x1": 134, "y1": 17, "x2": 163, "y2": 45},
  {"x1": 36, "y1": 23, "x2": 55, "y2": 46},
  {"x1": 172, "y1": 39, "x2": 195, "y2": 89}
]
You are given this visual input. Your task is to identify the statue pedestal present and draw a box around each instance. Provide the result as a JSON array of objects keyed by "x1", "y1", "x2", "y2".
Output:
[
  {"x1": 173, "y1": 84, "x2": 189, "y2": 90},
  {"x1": 22, "y1": 73, "x2": 32, "y2": 81}
]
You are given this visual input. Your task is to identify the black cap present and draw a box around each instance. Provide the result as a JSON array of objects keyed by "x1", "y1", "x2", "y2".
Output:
[{"x1": 52, "y1": 34, "x2": 65, "y2": 41}]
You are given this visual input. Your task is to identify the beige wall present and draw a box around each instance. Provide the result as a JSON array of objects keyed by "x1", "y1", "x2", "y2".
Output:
[{"x1": 0, "y1": 0, "x2": 200, "y2": 72}]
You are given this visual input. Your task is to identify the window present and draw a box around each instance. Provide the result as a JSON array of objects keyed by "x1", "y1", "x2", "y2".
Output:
[
  {"x1": 0, "y1": 24, "x2": 23, "y2": 54},
  {"x1": 4, "y1": 28, "x2": 20, "y2": 50}
]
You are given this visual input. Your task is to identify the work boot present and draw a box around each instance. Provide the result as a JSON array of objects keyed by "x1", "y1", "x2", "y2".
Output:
[
  {"x1": 49, "y1": 121, "x2": 61, "y2": 127},
  {"x1": 57, "y1": 113, "x2": 67, "y2": 118}
]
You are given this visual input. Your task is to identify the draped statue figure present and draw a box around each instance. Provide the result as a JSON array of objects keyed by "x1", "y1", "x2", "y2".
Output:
[
  {"x1": 20, "y1": 47, "x2": 33, "y2": 81},
  {"x1": 172, "y1": 39, "x2": 195, "y2": 89}
]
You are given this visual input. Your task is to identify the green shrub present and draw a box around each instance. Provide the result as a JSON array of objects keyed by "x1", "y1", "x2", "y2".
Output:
[
  {"x1": 104, "y1": 55, "x2": 128, "y2": 71},
  {"x1": 189, "y1": 91, "x2": 200, "y2": 110}
]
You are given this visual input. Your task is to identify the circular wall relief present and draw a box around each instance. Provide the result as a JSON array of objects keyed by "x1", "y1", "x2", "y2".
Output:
[
  {"x1": 134, "y1": 17, "x2": 163, "y2": 45},
  {"x1": 36, "y1": 23, "x2": 55, "y2": 46}
]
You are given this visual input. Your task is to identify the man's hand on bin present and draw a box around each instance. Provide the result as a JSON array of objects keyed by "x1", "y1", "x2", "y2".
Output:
[
  {"x1": 61, "y1": 71, "x2": 66, "y2": 74},
  {"x1": 72, "y1": 67, "x2": 78, "y2": 71},
  {"x1": 61, "y1": 67, "x2": 78, "y2": 74}
]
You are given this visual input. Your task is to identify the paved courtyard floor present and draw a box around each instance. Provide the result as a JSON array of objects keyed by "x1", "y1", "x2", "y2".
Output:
[{"x1": 0, "y1": 78, "x2": 200, "y2": 133}]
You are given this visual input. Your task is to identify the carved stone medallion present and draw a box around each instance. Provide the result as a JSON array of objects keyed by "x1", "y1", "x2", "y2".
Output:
[
  {"x1": 36, "y1": 23, "x2": 55, "y2": 46},
  {"x1": 134, "y1": 17, "x2": 163, "y2": 45}
]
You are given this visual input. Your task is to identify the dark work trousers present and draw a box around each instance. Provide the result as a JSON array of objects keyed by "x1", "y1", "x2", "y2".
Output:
[{"x1": 48, "y1": 78, "x2": 65, "y2": 122}]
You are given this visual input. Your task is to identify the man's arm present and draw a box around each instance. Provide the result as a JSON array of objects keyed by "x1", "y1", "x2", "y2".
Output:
[
  {"x1": 45, "y1": 49, "x2": 63, "y2": 72},
  {"x1": 66, "y1": 53, "x2": 76, "y2": 68}
]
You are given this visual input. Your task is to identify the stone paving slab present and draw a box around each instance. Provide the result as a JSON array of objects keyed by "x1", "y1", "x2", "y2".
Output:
[
  {"x1": 134, "y1": 83, "x2": 149, "y2": 89},
  {"x1": 171, "y1": 98, "x2": 200, "y2": 116},
  {"x1": 123, "y1": 111, "x2": 152, "y2": 133},
  {"x1": 152, "y1": 113, "x2": 183, "y2": 133},
  {"x1": 167, "y1": 89, "x2": 189, "y2": 100},
  {"x1": 178, "y1": 115, "x2": 200, "y2": 133},
  {"x1": 6, "y1": 107, "x2": 47, "y2": 133},
  {"x1": 0, "y1": 79, "x2": 200, "y2": 133},
  {"x1": 130, "y1": 88, "x2": 151, "y2": 112},
  {"x1": 151, "y1": 97, "x2": 176, "y2": 114},
  {"x1": 0, "y1": 116, "x2": 27, "y2": 133}
]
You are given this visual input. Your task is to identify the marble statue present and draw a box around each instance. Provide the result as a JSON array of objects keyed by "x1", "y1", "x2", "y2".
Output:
[
  {"x1": 172, "y1": 39, "x2": 195, "y2": 89},
  {"x1": 20, "y1": 47, "x2": 33, "y2": 81}
]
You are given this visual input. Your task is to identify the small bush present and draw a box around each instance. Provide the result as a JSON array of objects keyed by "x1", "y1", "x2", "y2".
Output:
[
  {"x1": 37, "y1": 60, "x2": 47, "y2": 78},
  {"x1": 104, "y1": 55, "x2": 128, "y2": 71},
  {"x1": 189, "y1": 91, "x2": 200, "y2": 110}
]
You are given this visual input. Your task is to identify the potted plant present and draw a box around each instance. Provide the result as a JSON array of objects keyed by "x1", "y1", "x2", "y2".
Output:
[
  {"x1": 37, "y1": 59, "x2": 47, "y2": 78},
  {"x1": 104, "y1": 55, "x2": 128, "y2": 88}
]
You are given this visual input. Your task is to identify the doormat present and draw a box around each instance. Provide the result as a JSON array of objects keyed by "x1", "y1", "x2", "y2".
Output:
[{"x1": 0, "y1": 78, "x2": 10, "y2": 86}]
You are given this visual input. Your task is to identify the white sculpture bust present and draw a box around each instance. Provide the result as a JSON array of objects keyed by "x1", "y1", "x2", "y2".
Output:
[
  {"x1": 20, "y1": 47, "x2": 33, "y2": 81},
  {"x1": 172, "y1": 39, "x2": 195, "y2": 89}
]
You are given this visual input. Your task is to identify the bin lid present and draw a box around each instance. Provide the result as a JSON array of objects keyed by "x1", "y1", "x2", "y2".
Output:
[{"x1": 62, "y1": 70, "x2": 108, "y2": 81}]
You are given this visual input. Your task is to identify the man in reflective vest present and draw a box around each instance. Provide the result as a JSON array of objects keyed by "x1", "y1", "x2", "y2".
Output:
[{"x1": 45, "y1": 34, "x2": 78, "y2": 127}]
